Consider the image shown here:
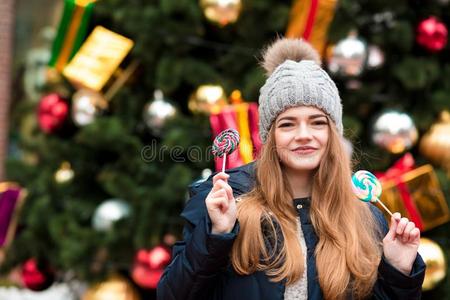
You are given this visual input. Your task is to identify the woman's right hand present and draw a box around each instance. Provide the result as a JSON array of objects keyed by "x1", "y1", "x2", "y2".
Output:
[{"x1": 205, "y1": 172, "x2": 237, "y2": 234}]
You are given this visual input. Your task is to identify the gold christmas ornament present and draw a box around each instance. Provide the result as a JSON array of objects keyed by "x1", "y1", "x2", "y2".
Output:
[
  {"x1": 83, "y1": 274, "x2": 140, "y2": 300},
  {"x1": 418, "y1": 237, "x2": 447, "y2": 291},
  {"x1": 200, "y1": 0, "x2": 242, "y2": 26},
  {"x1": 143, "y1": 90, "x2": 178, "y2": 135},
  {"x1": 72, "y1": 89, "x2": 108, "y2": 126},
  {"x1": 188, "y1": 84, "x2": 227, "y2": 114},
  {"x1": 420, "y1": 111, "x2": 450, "y2": 174},
  {"x1": 371, "y1": 110, "x2": 418, "y2": 154},
  {"x1": 54, "y1": 161, "x2": 74, "y2": 183},
  {"x1": 230, "y1": 89, "x2": 243, "y2": 104}
]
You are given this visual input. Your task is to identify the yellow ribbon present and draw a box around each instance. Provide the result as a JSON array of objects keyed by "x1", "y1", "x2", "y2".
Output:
[
  {"x1": 286, "y1": 0, "x2": 338, "y2": 56},
  {"x1": 236, "y1": 103, "x2": 254, "y2": 163},
  {"x1": 285, "y1": 0, "x2": 312, "y2": 42},
  {"x1": 55, "y1": 4, "x2": 86, "y2": 71},
  {"x1": 76, "y1": 0, "x2": 97, "y2": 6}
]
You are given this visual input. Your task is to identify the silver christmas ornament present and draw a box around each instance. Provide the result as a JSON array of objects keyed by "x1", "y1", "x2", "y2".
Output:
[
  {"x1": 143, "y1": 90, "x2": 177, "y2": 135},
  {"x1": 367, "y1": 45, "x2": 385, "y2": 69},
  {"x1": 72, "y1": 89, "x2": 108, "y2": 126},
  {"x1": 328, "y1": 31, "x2": 368, "y2": 77},
  {"x1": 92, "y1": 199, "x2": 131, "y2": 231},
  {"x1": 372, "y1": 110, "x2": 418, "y2": 154}
]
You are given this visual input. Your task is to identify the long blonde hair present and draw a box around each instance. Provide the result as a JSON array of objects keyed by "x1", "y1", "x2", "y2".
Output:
[{"x1": 231, "y1": 120, "x2": 383, "y2": 299}]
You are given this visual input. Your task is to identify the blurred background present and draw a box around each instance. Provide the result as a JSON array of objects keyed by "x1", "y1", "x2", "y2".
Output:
[{"x1": 0, "y1": 0, "x2": 449, "y2": 299}]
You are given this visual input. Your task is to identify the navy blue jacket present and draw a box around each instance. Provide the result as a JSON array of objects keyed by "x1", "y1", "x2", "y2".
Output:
[{"x1": 157, "y1": 162, "x2": 425, "y2": 300}]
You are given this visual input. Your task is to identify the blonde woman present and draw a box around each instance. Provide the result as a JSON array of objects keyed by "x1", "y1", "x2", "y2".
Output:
[{"x1": 157, "y1": 38, "x2": 425, "y2": 300}]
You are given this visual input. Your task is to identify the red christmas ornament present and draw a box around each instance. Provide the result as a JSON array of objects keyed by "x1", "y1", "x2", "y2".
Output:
[
  {"x1": 131, "y1": 246, "x2": 171, "y2": 289},
  {"x1": 21, "y1": 258, "x2": 55, "y2": 291},
  {"x1": 416, "y1": 16, "x2": 448, "y2": 52},
  {"x1": 38, "y1": 93, "x2": 69, "y2": 134}
]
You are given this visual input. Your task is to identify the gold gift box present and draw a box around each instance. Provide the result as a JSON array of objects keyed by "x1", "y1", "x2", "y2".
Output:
[
  {"x1": 63, "y1": 26, "x2": 134, "y2": 91},
  {"x1": 378, "y1": 164, "x2": 450, "y2": 231}
]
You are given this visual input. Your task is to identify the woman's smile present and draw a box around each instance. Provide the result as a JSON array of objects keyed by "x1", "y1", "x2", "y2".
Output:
[{"x1": 291, "y1": 146, "x2": 318, "y2": 155}]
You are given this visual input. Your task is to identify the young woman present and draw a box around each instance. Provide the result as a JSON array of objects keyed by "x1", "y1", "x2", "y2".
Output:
[{"x1": 157, "y1": 38, "x2": 425, "y2": 300}]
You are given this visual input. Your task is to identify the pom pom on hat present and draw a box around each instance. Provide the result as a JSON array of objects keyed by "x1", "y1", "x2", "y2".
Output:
[{"x1": 261, "y1": 38, "x2": 321, "y2": 76}]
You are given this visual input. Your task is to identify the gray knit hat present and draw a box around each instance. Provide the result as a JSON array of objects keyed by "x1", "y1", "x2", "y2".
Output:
[{"x1": 258, "y1": 38, "x2": 343, "y2": 143}]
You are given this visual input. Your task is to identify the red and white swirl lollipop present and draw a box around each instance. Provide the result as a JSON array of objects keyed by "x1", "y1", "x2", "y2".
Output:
[{"x1": 212, "y1": 128, "x2": 240, "y2": 172}]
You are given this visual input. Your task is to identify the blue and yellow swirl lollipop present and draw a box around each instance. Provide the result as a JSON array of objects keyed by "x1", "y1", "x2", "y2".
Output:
[{"x1": 351, "y1": 170, "x2": 392, "y2": 216}]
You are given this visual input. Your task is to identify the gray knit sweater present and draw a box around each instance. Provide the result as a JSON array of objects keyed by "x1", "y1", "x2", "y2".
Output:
[{"x1": 284, "y1": 219, "x2": 308, "y2": 300}]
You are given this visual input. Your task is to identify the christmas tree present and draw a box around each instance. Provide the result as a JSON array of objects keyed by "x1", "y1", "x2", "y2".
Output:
[{"x1": 2, "y1": 0, "x2": 449, "y2": 298}]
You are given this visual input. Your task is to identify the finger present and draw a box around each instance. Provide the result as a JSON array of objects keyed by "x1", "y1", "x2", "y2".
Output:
[
  {"x1": 215, "y1": 180, "x2": 234, "y2": 201},
  {"x1": 409, "y1": 228, "x2": 420, "y2": 243},
  {"x1": 211, "y1": 188, "x2": 227, "y2": 199},
  {"x1": 212, "y1": 179, "x2": 231, "y2": 196},
  {"x1": 212, "y1": 172, "x2": 230, "y2": 185},
  {"x1": 396, "y1": 217, "x2": 409, "y2": 235},
  {"x1": 393, "y1": 212, "x2": 401, "y2": 222},
  {"x1": 207, "y1": 196, "x2": 228, "y2": 212},
  {"x1": 401, "y1": 221, "x2": 416, "y2": 243},
  {"x1": 385, "y1": 212, "x2": 401, "y2": 240},
  {"x1": 213, "y1": 172, "x2": 230, "y2": 189},
  {"x1": 213, "y1": 179, "x2": 233, "y2": 197},
  {"x1": 212, "y1": 177, "x2": 226, "y2": 191}
]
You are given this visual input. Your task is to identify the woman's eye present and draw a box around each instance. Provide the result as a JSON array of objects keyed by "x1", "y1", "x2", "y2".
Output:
[
  {"x1": 279, "y1": 123, "x2": 293, "y2": 127},
  {"x1": 312, "y1": 121, "x2": 327, "y2": 126}
]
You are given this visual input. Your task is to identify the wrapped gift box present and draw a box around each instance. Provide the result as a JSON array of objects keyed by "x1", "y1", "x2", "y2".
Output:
[
  {"x1": 378, "y1": 164, "x2": 449, "y2": 232},
  {"x1": 0, "y1": 183, "x2": 26, "y2": 260}
]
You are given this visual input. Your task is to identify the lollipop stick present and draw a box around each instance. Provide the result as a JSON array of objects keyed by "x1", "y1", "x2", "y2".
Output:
[
  {"x1": 376, "y1": 198, "x2": 393, "y2": 217},
  {"x1": 222, "y1": 153, "x2": 227, "y2": 173}
]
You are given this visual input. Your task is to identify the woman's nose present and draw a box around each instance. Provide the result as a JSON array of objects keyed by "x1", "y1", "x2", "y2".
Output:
[{"x1": 294, "y1": 123, "x2": 312, "y2": 141}]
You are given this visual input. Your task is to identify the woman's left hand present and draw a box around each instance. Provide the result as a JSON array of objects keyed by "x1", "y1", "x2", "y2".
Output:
[{"x1": 382, "y1": 212, "x2": 421, "y2": 275}]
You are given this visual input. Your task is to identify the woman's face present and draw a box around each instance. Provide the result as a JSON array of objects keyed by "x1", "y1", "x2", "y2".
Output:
[{"x1": 274, "y1": 106, "x2": 329, "y2": 172}]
